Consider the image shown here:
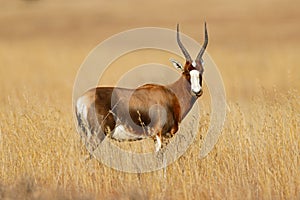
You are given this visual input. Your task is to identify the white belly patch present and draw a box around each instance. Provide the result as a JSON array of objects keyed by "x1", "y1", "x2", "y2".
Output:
[{"x1": 111, "y1": 125, "x2": 147, "y2": 141}]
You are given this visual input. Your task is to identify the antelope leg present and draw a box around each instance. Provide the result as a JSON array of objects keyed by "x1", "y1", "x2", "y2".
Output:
[{"x1": 155, "y1": 135, "x2": 162, "y2": 152}]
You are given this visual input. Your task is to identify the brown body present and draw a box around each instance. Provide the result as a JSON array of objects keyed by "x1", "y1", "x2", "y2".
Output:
[{"x1": 76, "y1": 23, "x2": 208, "y2": 152}]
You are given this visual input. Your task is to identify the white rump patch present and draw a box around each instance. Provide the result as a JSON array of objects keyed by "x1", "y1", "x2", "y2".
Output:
[
  {"x1": 76, "y1": 95, "x2": 93, "y2": 140},
  {"x1": 190, "y1": 70, "x2": 201, "y2": 94},
  {"x1": 76, "y1": 96, "x2": 89, "y2": 120},
  {"x1": 112, "y1": 125, "x2": 146, "y2": 141}
]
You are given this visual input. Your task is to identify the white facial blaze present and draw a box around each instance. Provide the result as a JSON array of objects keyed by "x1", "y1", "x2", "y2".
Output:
[
  {"x1": 192, "y1": 60, "x2": 196, "y2": 67},
  {"x1": 190, "y1": 70, "x2": 201, "y2": 94}
]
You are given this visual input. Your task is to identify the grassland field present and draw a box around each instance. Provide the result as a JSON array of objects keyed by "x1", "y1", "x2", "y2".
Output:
[{"x1": 0, "y1": 0, "x2": 299, "y2": 199}]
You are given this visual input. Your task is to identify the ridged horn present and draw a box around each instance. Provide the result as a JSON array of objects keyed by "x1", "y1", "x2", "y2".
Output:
[
  {"x1": 177, "y1": 24, "x2": 192, "y2": 62},
  {"x1": 196, "y1": 22, "x2": 208, "y2": 62}
]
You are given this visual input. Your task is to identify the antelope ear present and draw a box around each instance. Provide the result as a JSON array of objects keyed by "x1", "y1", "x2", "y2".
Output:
[{"x1": 169, "y1": 58, "x2": 183, "y2": 71}]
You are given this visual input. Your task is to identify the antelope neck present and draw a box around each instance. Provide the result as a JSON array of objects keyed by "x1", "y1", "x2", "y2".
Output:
[{"x1": 167, "y1": 75, "x2": 197, "y2": 120}]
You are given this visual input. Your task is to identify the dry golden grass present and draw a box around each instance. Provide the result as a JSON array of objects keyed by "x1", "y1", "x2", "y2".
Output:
[{"x1": 0, "y1": 0, "x2": 299, "y2": 199}]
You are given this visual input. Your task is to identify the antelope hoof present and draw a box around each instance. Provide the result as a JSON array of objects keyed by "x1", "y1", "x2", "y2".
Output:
[{"x1": 155, "y1": 135, "x2": 162, "y2": 152}]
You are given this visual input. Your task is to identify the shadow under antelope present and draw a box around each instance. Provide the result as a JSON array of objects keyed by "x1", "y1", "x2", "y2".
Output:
[{"x1": 76, "y1": 23, "x2": 208, "y2": 153}]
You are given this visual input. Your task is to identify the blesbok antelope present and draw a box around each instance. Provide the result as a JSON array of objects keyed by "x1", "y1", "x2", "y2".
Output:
[{"x1": 76, "y1": 23, "x2": 208, "y2": 152}]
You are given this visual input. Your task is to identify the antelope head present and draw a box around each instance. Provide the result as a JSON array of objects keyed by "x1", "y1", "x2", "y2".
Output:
[{"x1": 170, "y1": 22, "x2": 208, "y2": 97}]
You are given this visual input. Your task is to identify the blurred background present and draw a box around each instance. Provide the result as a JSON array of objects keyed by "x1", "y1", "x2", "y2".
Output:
[
  {"x1": 0, "y1": 1, "x2": 299, "y2": 199},
  {"x1": 1, "y1": 0, "x2": 299, "y2": 103}
]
